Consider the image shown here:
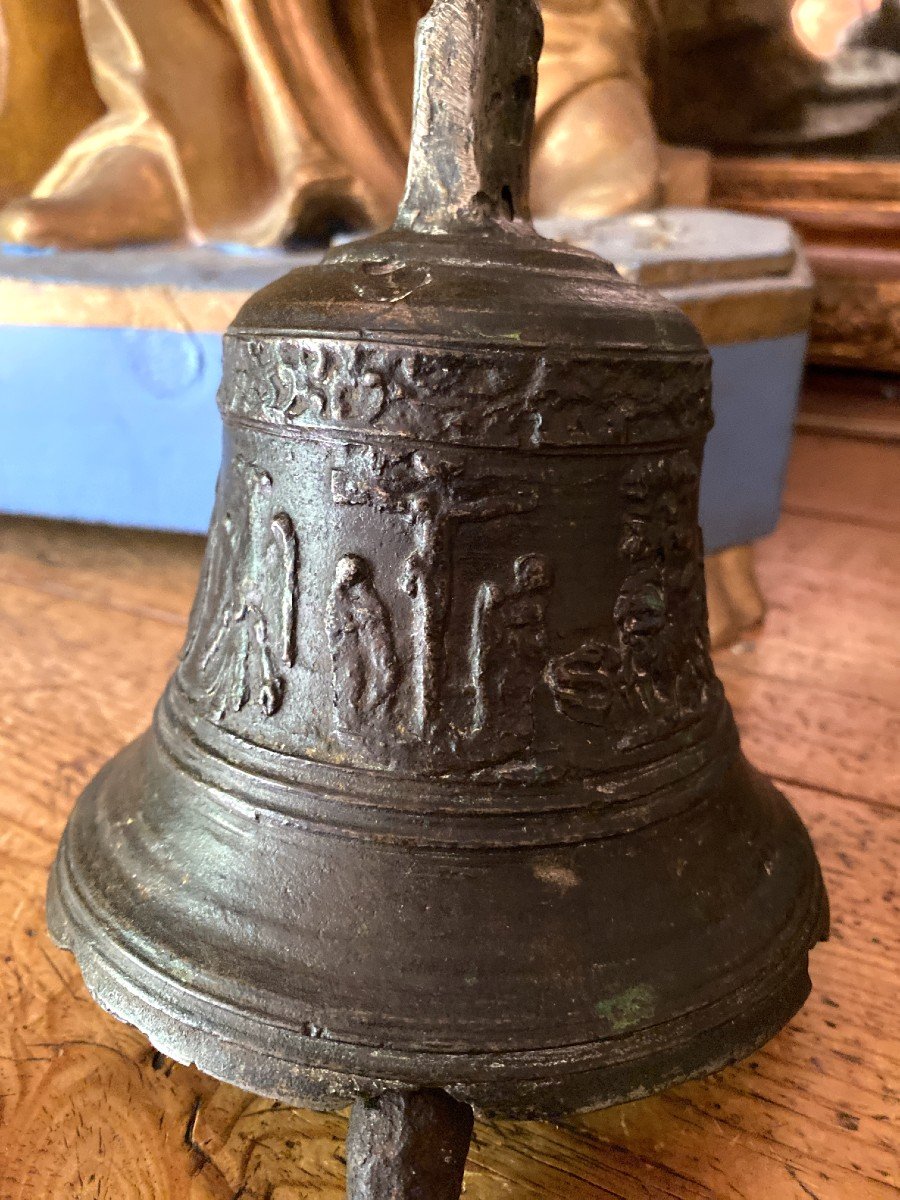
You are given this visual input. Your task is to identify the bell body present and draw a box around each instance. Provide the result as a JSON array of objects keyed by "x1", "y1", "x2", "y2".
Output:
[{"x1": 48, "y1": 225, "x2": 827, "y2": 1118}]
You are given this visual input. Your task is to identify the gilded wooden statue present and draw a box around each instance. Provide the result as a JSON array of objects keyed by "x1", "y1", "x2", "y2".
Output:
[
  {"x1": 0, "y1": 0, "x2": 831, "y2": 247},
  {"x1": 0, "y1": 0, "x2": 666, "y2": 247}
]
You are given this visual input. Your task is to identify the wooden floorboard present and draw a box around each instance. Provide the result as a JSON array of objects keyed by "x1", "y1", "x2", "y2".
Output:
[
  {"x1": 713, "y1": 426, "x2": 899, "y2": 807},
  {"x1": 0, "y1": 516, "x2": 203, "y2": 621},
  {"x1": 0, "y1": 427, "x2": 897, "y2": 1198},
  {"x1": 797, "y1": 370, "x2": 900, "y2": 445},
  {"x1": 783, "y1": 433, "x2": 900, "y2": 530}
]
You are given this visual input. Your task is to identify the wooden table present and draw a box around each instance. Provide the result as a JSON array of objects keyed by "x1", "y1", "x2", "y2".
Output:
[{"x1": 0, "y1": 423, "x2": 897, "y2": 1199}]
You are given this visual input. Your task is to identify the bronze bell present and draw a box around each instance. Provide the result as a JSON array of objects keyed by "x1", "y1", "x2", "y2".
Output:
[{"x1": 47, "y1": 2, "x2": 828, "y2": 1195}]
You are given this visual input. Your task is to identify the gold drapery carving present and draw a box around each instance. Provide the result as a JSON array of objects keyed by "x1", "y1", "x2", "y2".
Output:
[{"x1": 0, "y1": 0, "x2": 663, "y2": 247}]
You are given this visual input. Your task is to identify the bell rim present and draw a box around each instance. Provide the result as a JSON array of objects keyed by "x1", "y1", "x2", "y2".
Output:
[{"x1": 47, "y1": 829, "x2": 828, "y2": 1120}]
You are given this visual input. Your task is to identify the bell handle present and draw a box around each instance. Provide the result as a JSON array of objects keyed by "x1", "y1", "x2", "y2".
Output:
[{"x1": 394, "y1": 0, "x2": 543, "y2": 234}]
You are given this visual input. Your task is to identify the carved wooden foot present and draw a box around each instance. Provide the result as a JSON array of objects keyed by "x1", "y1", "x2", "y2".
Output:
[
  {"x1": 706, "y1": 543, "x2": 766, "y2": 650},
  {"x1": 0, "y1": 145, "x2": 186, "y2": 250},
  {"x1": 346, "y1": 1089, "x2": 474, "y2": 1200}
]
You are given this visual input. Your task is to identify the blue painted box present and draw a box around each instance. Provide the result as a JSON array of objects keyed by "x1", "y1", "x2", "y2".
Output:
[{"x1": 0, "y1": 214, "x2": 811, "y2": 553}]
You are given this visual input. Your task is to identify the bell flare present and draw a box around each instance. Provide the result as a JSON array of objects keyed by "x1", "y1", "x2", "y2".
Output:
[{"x1": 47, "y1": 695, "x2": 827, "y2": 1120}]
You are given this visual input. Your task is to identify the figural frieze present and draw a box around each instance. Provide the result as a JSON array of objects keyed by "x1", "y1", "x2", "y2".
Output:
[
  {"x1": 332, "y1": 446, "x2": 540, "y2": 738},
  {"x1": 177, "y1": 436, "x2": 721, "y2": 776}
]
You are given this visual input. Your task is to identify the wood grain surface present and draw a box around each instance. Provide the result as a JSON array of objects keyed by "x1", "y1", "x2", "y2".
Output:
[
  {"x1": 710, "y1": 158, "x2": 900, "y2": 243},
  {"x1": 797, "y1": 371, "x2": 900, "y2": 445},
  {"x1": 0, "y1": 423, "x2": 897, "y2": 1199}
]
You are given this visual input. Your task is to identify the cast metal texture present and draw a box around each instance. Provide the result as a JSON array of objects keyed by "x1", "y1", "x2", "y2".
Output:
[
  {"x1": 48, "y1": 0, "x2": 828, "y2": 1138},
  {"x1": 346, "y1": 1089, "x2": 474, "y2": 1200}
]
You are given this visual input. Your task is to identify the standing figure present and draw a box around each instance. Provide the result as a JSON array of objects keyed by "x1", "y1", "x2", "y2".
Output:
[
  {"x1": 327, "y1": 555, "x2": 399, "y2": 739},
  {"x1": 334, "y1": 448, "x2": 539, "y2": 739},
  {"x1": 180, "y1": 458, "x2": 299, "y2": 720},
  {"x1": 471, "y1": 554, "x2": 552, "y2": 744},
  {"x1": 612, "y1": 569, "x2": 669, "y2": 716}
]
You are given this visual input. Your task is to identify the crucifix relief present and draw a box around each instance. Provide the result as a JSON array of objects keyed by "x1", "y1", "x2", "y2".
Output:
[{"x1": 332, "y1": 447, "x2": 539, "y2": 738}]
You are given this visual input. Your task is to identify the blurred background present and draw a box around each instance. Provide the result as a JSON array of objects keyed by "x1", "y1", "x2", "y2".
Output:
[
  {"x1": 794, "y1": 0, "x2": 882, "y2": 55},
  {"x1": 0, "y1": 0, "x2": 897, "y2": 645}
]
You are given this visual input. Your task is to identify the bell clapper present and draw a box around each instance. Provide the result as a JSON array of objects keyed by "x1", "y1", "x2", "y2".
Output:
[{"x1": 346, "y1": 1089, "x2": 475, "y2": 1200}]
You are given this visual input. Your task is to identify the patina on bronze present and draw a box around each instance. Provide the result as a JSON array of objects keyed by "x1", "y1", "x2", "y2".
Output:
[{"x1": 47, "y1": 1, "x2": 829, "y2": 1195}]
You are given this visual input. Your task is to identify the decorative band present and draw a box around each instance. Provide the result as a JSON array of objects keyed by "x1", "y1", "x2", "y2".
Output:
[
  {"x1": 217, "y1": 333, "x2": 712, "y2": 452},
  {"x1": 154, "y1": 682, "x2": 737, "y2": 849}
]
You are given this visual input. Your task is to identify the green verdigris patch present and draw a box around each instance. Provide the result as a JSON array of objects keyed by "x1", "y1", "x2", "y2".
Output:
[{"x1": 596, "y1": 984, "x2": 656, "y2": 1032}]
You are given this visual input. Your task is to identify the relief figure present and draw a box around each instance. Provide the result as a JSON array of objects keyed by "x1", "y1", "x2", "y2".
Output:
[
  {"x1": 181, "y1": 457, "x2": 299, "y2": 720},
  {"x1": 470, "y1": 554, "x2": 553, "y2": 743},
  {"x1": 327, "y1": 555, "x2": 399, "y2": 739},
  {"x1": 546, "y1": 453, "x2": 718, "y2": 746},
  {"x1": 333, "y1": 448, "x2": 539, "y2": 738}
]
